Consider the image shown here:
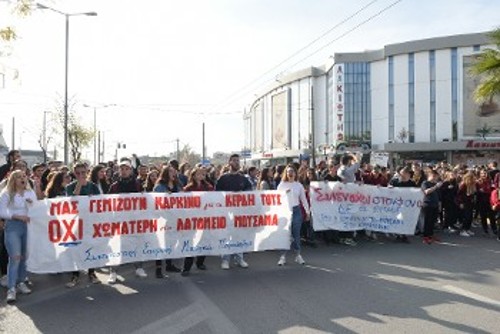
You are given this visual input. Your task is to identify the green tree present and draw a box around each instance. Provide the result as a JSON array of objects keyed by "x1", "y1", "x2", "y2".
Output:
[
  {"x1": 53, "y1": 101, "x2": 94, "y2": 164},
  {"x1": 471, "y1": 28, "x2": 500, "y2": 101},
  {"x1": 0, "y1": 0, "x2": 33, "y2": 41}
]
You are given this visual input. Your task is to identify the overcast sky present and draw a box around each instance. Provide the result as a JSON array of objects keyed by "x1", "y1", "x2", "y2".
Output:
[{"x1": 0, "y1": 0, "x2": 499, "y2": 161}]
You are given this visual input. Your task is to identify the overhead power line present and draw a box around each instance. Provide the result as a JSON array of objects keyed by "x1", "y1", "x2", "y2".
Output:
[{"x1": 211, "y1": 0, "x2": 403, "y2": 113}]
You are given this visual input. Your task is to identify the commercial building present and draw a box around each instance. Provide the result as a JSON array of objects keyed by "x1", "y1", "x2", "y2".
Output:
[{"x1": 243, "y1": 32, "x2": 499, "y2": 167}]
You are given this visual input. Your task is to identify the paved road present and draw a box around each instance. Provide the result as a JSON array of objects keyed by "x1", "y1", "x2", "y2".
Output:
[{"x1": 1, "y1": 229, "x2": 500, "y2": 334}]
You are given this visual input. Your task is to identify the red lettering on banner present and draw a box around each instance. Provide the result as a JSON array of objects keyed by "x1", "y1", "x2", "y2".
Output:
[
  {"x1": 260, "y1": 194, "x2": 282, "y2": 206},
  {"x1": 47, "y1": 219, "x2": 83, "y2": 243},
  {"x1": 89, "y1": 197, "x2": 147, "y2": 213},
  {"x1": 176, "y1": 216, "x2": 226, "y2": 231},
  {"x1": 234, "y1": 214, "x2": 279, "y2": 228},
  {"x1": 49, "y1": 201, "x2": 79, "y2": 215},
  {"x1": 92, "y1": 219, "x2": 158, "y2": 238},
  {"x1": 225, "y1": 194, "x2": 255, "y2": 207},
  {"x1": 155, "y1": 196, "x2": 201, "y2": 210},
  {"x1": 311, "y1": 187, "x2": 371, "y2": 205}
]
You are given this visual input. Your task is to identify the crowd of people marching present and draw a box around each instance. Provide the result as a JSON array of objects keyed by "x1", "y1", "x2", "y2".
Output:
[{"x1": 1, "y1": 148, "x2": 500, "y2": 304}]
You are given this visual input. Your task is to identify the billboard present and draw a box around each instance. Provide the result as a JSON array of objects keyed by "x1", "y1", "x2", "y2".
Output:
[
  {"x1": 463, "y1": 55, "x2": 500, "y2": 137},
  {"x1": 271, "y1": 90, "x2": 289, "y2": 149}
]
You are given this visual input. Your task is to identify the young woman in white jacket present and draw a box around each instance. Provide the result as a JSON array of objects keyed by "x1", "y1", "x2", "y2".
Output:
[
  {"x1": 277, "y1": 164, "x2": 310, "y2": 266},
  {"x1": 0, "y1": 170, "x2": 36, "y2": 303}
]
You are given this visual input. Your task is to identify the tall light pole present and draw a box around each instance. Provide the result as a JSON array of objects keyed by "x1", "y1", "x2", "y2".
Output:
[
  {"x1": 36, "y1": 3, "x2": 97, "y2": 165},
  {"x1": 83, "y1": 104, "x2": 115, "y2": 165}
]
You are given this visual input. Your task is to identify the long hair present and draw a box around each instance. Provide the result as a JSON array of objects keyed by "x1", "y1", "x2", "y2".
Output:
[
  {"x1": 185, "y1": 167, "x2": 202, "y2": 189},
  {"x1": 45, "y1": 171, "x2": 67, "y2": 198},
  {"x1": 462, "y1": 171, "x2": 477, "y2": 195},
  {"x1": 4, "y1": 170, "x2": 31, "y2": 204},
  {"x1": 257, "y1": 167, "x2": 271, "y2": 190},
  {"x1": 145, "y1": 170, "x2": 159, "y2": 192},
  {"x1": 156, "y1": 166, "x2": 179, "y2": 188},
  {"x1": 281, "y1": 164, "x2": 298, "y2": 183}
]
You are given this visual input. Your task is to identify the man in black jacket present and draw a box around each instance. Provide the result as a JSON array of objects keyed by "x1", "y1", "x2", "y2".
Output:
[{"x1": 107, "y1": 159, "x2": 148, "y2": 283}]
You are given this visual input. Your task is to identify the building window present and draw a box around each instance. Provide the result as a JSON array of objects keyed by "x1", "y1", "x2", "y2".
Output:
[
  {"x1": 451, "y1": 47, "x2": 458, "y2": 140},
  {"x1": 408, "y1": 53, "x2": 415, "y2": 142},
  {"x1": 473, "y1": 44, "x2": 480, "y2": 52},
  {"x1": 429, "y1": 50, "x2": 436, "y2": 142},
  {"x1": 388, "y1": 56, "x2": 394, "y2": 141},
  {"x1": 344, "y1": 62, "x2": 371, "y2": 143}
]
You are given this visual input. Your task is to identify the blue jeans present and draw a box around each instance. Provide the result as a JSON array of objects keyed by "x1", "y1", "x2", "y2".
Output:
[
  {"x1": 4, "y1": 219, "x2": 28, "y2": 289},
  {"x1": 289, "y1": 206, "x2": 303, "y2": 253}
]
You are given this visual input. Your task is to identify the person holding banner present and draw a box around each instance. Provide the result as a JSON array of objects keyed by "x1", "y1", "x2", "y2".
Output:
[
  {"x1": 0, "y1": 170, "x2": 37, "y2": 303},
  {"x1": 421, "y1": 170, "x2": 443, "y2": 244},
  {"x1": 153, "y1": 165, "x2": 183, "y2": 278},
  {"x1": 216, "y1": 154, "x2": 252, "y2": 270},
  {"x1": 389, "y1": 167, "x2": 416, "y2": 243},
  {"x1": 65, "y1": 163, "x2": 102, "y2": 287},
  {"x1": 337, "y1": 153, "x2": 361, "y2": 246},
  {"x1": 277, "y1": 164, "x2": 310, "y2": 266},
  {"x1": 107, "y1": 159, "x2": 149, "y2": 283},
  {"x1": 181, "y1": 167, "x2": 214, "y2": 276}
]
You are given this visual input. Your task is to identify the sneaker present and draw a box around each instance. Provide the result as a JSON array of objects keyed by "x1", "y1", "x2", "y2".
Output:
[
  {"x1": 277, "y1": 255, "x2": 286, "y2": 266},
  {"x1": 497, "y1": 236, "x2": 500, "y2": 242},
  {"x1": 447, "y1": 227, "x2": 457, "y2": 233},
  {"x1": 221, "y1": 260, "x2": 230, "y2": 270},
  {"x1": 237, "y1": 258, "x2": 249, "y2": 268},
  {"x1": 6, "y1": 288, "x2": 16, "y2": 303},
  {"x1": 66, "y1": 276, "x2": 79, "y2": 288},
  {"x1": 165, "y1": 265, "x2": 181, "y2": 273},
  {"x1": 88, "y1": 272, "x2": 100, "y2": 284},
  {"x1": 135, "y1": 268, "x2": 148, "y2": 278},
  {"x1": 295, "y1": 254, "x2": 305, "y2": 265},
  {"x1": 460, "y1": 231, "x2": 471, "y2": 237},
  {"x1": 467, "y1": 230, "x2": 475, "y2": 236},
  {"x1": 0, "y1": 275, "x2": 7, "y2": 288},
  {"x1": 422, "y1": 237, "x2": 433, "y2": 245},
  {"x1": 343, "y1": 238, "x2": 357, "y2": 246},
  {"x1": 107, "y1": 271, "x2": 117, "y2": 284},
  {"x1": 17, "y1": 282, "x2": 32, "y2": 294}
]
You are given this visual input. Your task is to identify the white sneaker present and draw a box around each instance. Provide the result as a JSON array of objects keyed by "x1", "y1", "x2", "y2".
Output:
[
  {"x1": 467, "y1": 230, "x2": 475, "y2": 236},
  {"x1": 237, "y1": 258, "x2": 249, "y2": 268},
  {"x1": 447, "y1": 227, "x2": 457, "y2": 233},
  {"x1": 0, "y1": 275, "x2": 7, "y2": 288},
  {"x1": 6, "y1": 288, "x2": 16, "y2": 303},
  {"x1": 17, "y1": 282, "x2": 32, "y2": 294},
  {"x1": 108, "y1": 271, "x2": 117, "y2": 284},
  {"x1": 295, "y1": 254, "x2": 305, "y2": 265},
  {"x1": 460, "y1": 231, "x2": 470, "y2": 237},
  {"x1": 221, "y1": 260, "x2": 230, "y2": 270},
  {"x1": 278, "y1": 255, "x2": 286, "y2": 266},
  {"x1": 135, "y1": 268, "x2": 147, "y2": 278}
]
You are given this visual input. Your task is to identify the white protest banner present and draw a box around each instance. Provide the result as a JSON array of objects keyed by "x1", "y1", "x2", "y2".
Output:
[
  {"x1": 310, "y1": 182, "x2": 424, "y2": 234},
  {"x1": 27, "y1": 191, "x2": 291, "y2": 273}
]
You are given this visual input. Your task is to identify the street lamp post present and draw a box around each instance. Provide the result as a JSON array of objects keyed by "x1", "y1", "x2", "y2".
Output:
[
  {"x1": 36, "y1": 3, "x2": 97, "y2": 165},
  {"x1": 83, "y1": 104, "x2": 115, "y2": 165}
]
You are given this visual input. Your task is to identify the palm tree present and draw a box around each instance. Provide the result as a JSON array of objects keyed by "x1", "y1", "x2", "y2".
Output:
[{"x1": 471, "y1": 28, "x2": 500, "y2": 101}]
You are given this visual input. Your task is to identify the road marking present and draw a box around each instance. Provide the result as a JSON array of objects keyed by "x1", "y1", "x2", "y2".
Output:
[
  {"x1": 132, "y1": 278, "x2": 241, "y2": 334},
  {"x1": 110, "y1": 283, "x2": 138, "y2": 295},
  {"x1": 132, "y1": 303, "x2": 206, "y2": 334},
  {"x1": 304, "y1": 264, "x2": 339, "y2": 274},
  {"x1": 443, "y1": 285, "x2": 500, "y2": 307}
]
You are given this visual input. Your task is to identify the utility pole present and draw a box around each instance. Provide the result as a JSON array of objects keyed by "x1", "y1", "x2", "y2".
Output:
[
  {"x1": 176, "y1": 138, "x2": 180, "y2": 161},
  {"x1": 97, "y1": 131, "x2": 101, "y2": 163},
  {"x1": 11, "y1": 117, "x2": 15, "y2": 150},
  {"x1": 102, "y1": 132, "x2": 105, "y2": 162},
  {"x1": 202, "y1": 122, "x2": 206, "y2": 164}
]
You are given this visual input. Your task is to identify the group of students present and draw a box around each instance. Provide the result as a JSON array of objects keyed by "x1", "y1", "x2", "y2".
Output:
[
  {"x1": 0, "y1": 151, "x2": 312, "y2": 304},
  {"x1": 1, "y1": 148, "x2": 499, "y2": 304}
]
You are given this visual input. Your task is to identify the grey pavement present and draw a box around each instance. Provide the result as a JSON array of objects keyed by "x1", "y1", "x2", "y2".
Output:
[{"x1": 1, "y1": 228, "x2": 500, "y2": 334}]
